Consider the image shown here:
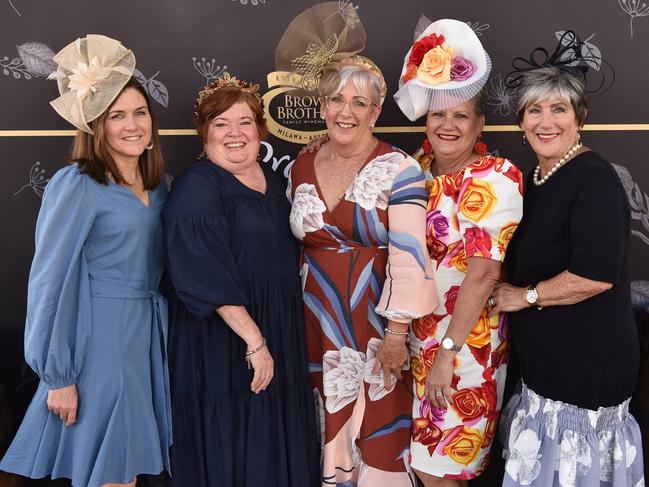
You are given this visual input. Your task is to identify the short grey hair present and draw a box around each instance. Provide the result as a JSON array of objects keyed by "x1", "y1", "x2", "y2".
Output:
[
  {"x1": 516, "y1": 66, "x2": 588, "y2": 126},
  {"x1": 319, "y1": 65, "x2": 383, "y2": 106}
]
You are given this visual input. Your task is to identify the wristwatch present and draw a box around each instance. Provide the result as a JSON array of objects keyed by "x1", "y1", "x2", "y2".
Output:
[
  {"x1": 525, "y1": 286, "x2": 539, "y2": 306},
  {"x1": 441, "y1": 336, "x2": 462, "y2": 353}
]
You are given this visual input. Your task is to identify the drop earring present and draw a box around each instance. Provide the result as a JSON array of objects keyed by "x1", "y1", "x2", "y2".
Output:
[
  {"x1": 522, "y1": 133, "x2": 527, "y2": 145},
  {"x1": 474, "y1": 132, "x2": 487, "y2": 155},
  {"x1": 145, "y1": 141, "x2": 153, "y2": 151}
]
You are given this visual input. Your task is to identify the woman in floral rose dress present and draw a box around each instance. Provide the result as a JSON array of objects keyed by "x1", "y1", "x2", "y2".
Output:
[
  {"x1": 393, "y1": 20, "x2": 524, "y2": 485},
  {"x1": 289, "y1": 59, "x2": 437, "y2": 486}
]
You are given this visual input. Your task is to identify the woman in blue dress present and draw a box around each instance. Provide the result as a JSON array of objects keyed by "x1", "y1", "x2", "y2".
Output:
[
  {"x1": 0, "y1": 35, "x2": 171, "y2": 487},
  {"x1": 162, "y1": 74, "x2": 319, "y2": 487}
]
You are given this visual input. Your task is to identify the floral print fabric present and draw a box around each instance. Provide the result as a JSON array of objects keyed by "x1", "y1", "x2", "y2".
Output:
[
  {"x1": 288, "y1": 142, "x2": 437, "y2": 487},
  {"x1": 409, "y1": 153, "x2": 523, "y2": 479},
  {"x1": 503, "y1": 383, "x2": 645, "y2": 487}
]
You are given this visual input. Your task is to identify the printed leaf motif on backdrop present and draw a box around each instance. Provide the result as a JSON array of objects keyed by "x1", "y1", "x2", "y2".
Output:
[
  {"x1": 133, "y1": 68, "x2": 169, "y2": 107},
  {"x1": 611, "y1": 162, "x2": 649, "y2": 246},
  {"x1": 414, "y1": 14, "x2": 432, "y2": 42},
  {"x1": 466, "y1": 21, "x2": 490, "y2": 37},
  {"x1": 631, "y1": 280, "x2": 649, "y2": 309},
  {"x1": 8, "y1": 0, "x2": 20, "y2": 16},
  {"x1": 233, "y1": 0, "x2": 266, "y2": 5},
  {"x1": 555, "y1": 31, "x2": 602, "y2": 71},
  {"x1": 16, "y1": 42, "x2": 56, "y2": 77},
  {"x1": 0, "y1": 56, "x2": 31, "y2": 79},
  {"x1": 618, "y1": 0, "x2": 649, "y2": 38},
  {"x1": 148, "y1": 78, "x2": 169, "y2": 107},
  {"x1": 14, "y1": 162, "x2": 49, "y2": 198},
  {"x1": 132, "y1": 68, "x2": 147, "y2": 85},
  {"x1": 323, "y1": 1, "x2": 361, "y2": 29},
  {"x1": 192, "y1": 57, "x2": 228, "y2": 84}
]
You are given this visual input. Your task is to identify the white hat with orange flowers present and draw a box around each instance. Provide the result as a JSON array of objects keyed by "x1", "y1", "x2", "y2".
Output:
[{"x1": 393, "y1": 19, "x2": 491, "y2": 121}]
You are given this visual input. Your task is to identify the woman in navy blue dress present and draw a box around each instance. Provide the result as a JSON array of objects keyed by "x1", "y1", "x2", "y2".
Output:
[{"x1": 162, "y1": 74, "x2": 319, "y2": 487}]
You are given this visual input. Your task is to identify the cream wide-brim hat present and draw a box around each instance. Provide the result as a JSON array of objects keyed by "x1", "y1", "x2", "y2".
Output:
[
  {"x1": 393, "y1": 19, "x2": 492, "y2": 121},
  {"x1": 49, "y1": 34, "x2": 135, "y2": 134}
]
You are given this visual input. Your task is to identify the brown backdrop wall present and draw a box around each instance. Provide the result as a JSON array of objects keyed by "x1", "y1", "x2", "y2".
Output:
[{"x1": 1, "y1": 0, "x2": 648, "y2": 479}]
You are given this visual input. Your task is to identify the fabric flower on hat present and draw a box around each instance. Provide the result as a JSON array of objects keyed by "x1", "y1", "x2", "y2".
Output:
[
  {"x1": 450, "y1": 56, "x2": 477, "y2": 81},
  {"x1": 402, "y1": 32, "x2": 477, "y2": 86},
  {"x1": 394, "y1": 19, "x2": 492, "y2": 120},
  {"x1": 417, "y1": 43, "x2": 455, "y2": 85},
  {"x1": 66, "y1": 58, "x2": 112, "y2": 99},
  {"x1": 47, "y1": 35, "x2": 136, "y2": 134},
  {"x1": 409, "y1": 33, "x2": 445, "y2": 66}
]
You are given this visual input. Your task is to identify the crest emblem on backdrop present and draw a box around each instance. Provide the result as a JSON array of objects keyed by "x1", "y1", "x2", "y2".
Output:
[{"x1": 264, "y1": 1, "x2": 363, "y2": 144}]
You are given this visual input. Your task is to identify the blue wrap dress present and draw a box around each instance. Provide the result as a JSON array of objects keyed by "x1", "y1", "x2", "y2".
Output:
[{"x1": 0, "y1": 164, "x2": 172, "y2": 487}]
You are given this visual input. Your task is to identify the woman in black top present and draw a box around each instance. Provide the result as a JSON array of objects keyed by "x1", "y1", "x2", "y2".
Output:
[{"x1": 490, "y1": 34, "x2": 644, "y2": 487}]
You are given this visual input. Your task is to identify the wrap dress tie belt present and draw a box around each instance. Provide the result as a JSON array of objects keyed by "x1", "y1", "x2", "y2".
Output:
[{"x1": 89, "y1": 276, "x2": 173, "y2": 472}]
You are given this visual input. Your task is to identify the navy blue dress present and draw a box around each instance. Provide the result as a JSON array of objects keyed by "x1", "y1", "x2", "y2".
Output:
[{"x1": 162, "y1": 160, "x2": 319, "y2": 487}]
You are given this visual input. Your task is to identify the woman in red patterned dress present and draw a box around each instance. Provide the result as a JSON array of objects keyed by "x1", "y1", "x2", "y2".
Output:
[
  {"x1": 393, "y1": 19, "x2": 524, "y2": 485},
  {"x1": 288, "y1": 57, "x2": 437, "y2": 486}
]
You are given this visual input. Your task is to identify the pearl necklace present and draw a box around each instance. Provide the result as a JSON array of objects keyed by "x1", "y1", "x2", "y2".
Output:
[{"x1": 532, "y1": 142, "x2": 582, "y2": 186}]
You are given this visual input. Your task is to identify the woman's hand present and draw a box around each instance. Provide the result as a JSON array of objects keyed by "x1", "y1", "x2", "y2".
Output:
[
  {"x1": 424, "y1": 350, "x2": 454, "y2": 409},
  {"x1": 248, "y1": 345, "x2": 274, "y2": 394},
  {"x1": 297, "y1": 135, "x2": 329, "y2": 156},
  {"x1": 373, "y1": 333, "x2": 409, "y2": 388},
  {"x1": 47, "y1": 384, "x2": 78, "y2": 426},
  {"x1": 488, "y1": 283, "x2": 528, "y2": 317}
]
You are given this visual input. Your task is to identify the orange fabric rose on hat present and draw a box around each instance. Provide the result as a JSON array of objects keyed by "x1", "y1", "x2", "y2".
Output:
[{"x1": 417, "y1": 43, "x2": 454, "y2": 85}]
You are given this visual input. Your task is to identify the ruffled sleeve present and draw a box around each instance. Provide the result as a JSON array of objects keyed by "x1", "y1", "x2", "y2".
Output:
[
  {"x1": 24, "y1": 165, "x2": 96, "y2": 389},
  {"x1": 457, "y1": 157, "x2": 524, "y2": 262},
  {"x1": 163, "y1": 163, "x2": 249, "y2": 321},
  {"x1": 376, "y1": 155, "x2": 437, "y2": 322}
]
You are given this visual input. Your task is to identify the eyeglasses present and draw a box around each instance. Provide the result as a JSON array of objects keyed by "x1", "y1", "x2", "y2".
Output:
[{"x1": 325, "y1": 96, "x2": 377, "y2": 115}]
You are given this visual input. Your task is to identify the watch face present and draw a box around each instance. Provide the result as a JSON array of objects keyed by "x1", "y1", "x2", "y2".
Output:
[
  {"x1": 441, "y1": 337, "x2": 453, "y2": 350},
  {"x1": 525, "y1": 288, "x2": 538, "y2": 304}
]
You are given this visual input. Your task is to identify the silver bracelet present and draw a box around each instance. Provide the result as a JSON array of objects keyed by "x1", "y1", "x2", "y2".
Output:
[{"x1": 245, "y1": 337, "x2": 267, "y2": 369}]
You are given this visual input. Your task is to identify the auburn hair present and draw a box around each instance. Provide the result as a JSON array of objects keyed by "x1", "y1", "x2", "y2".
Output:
[{"x1": 194, "y1": 86, "x2": 268, "y2": 144}]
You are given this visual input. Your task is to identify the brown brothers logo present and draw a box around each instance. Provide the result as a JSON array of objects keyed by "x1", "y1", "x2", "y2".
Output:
[{"x1": 263, "y1": 71, "x2": 327, "y2": 144}]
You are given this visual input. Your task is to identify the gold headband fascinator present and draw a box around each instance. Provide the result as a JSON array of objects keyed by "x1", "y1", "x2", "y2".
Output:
[
  {"x1": 275, "y1": 2, "x2": 386, "y2": 101},
  {"x1": 194, "y1": 72, "x2": 263, "y2": 116},
  {"x1": 48, "y1": 34, "x2": 136, "y2": 134}
]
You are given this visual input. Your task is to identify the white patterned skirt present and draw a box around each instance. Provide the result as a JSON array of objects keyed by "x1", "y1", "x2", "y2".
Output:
[{"x1": 502, "y1": 383, "x2": 645, "y2": 487}]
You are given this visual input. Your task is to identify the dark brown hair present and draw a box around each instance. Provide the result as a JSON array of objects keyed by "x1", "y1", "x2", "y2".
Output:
[
  {"x1": 470, "y1": 86, "x2": 489, "y2": 116},
  {"x1": 70, "y1": 77, "x2": 164, "y2": 189},
  {"x1": 194, "y1": 86, "x2": 268, "y2": 144}
]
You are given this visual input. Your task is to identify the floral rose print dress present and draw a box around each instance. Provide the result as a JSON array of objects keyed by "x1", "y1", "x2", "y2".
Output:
[
  {"x1": 288, "y1": 141, "x2": 437, "y2": 487},
  {"x1": 408, "y1": 153, "x2": 523, "y2": 479}
]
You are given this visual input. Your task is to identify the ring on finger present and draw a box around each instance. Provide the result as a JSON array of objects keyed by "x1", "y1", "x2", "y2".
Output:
[
  {"x1": 487, "y1": 297, "x2": 496, "y2": 307},
  {"x1": 435, "y1": 390, "x2": 443, "y2": 397}
]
